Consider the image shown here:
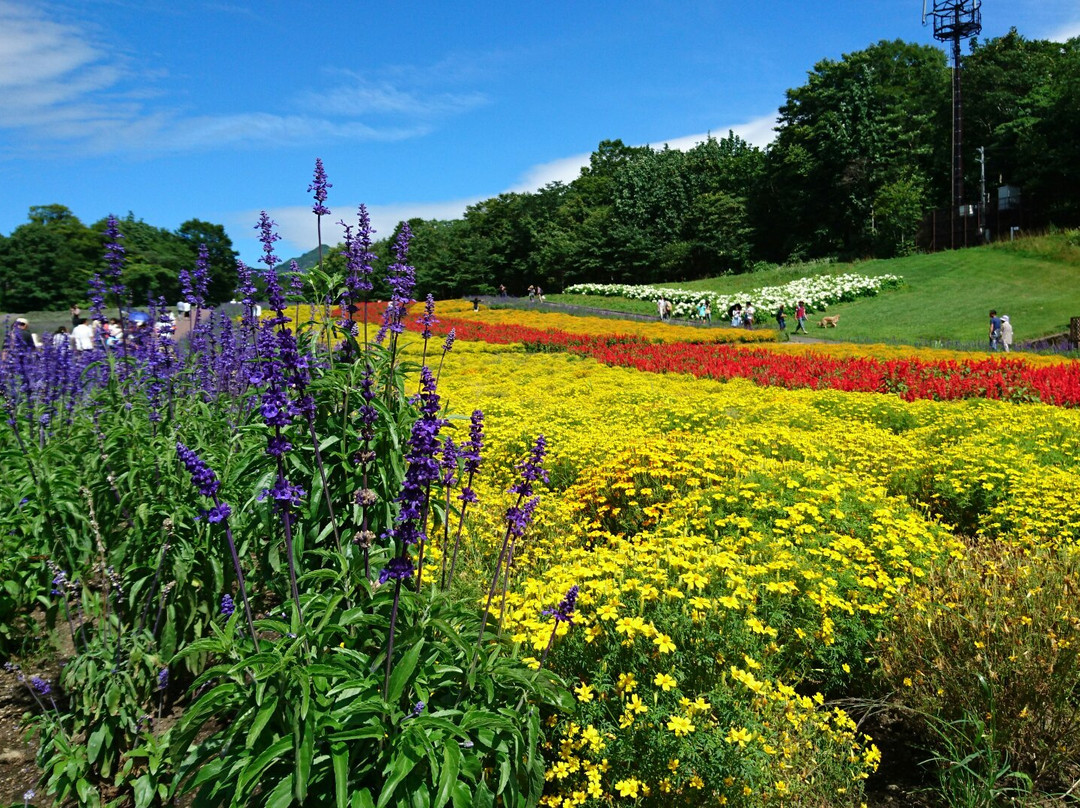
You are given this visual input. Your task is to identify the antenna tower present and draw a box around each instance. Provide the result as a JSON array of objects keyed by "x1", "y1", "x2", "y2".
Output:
[{"x1": 925, "y1": 0, "x2": 981, "y2": 248}]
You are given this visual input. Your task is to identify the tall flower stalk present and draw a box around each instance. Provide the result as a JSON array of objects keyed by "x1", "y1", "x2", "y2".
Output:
[
  {"x1": 467, "y1": 435, "x2": 546, "y2": 679},
  {"x1": 176, "y1": 441, "x2": 257, "y2": 646}
]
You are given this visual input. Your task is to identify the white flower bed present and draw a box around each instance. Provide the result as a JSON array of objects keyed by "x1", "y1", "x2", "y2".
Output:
[{"x1": 564, "y1": 273, "x2": 902, "y2": 319}]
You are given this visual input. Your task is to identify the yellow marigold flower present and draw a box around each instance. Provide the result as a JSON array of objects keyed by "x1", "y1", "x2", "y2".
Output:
[
  {"x1": 574, "y1": 683, "x2": 595, "y2": 703},
  {"x1": 653, "y1": 672, "x2": 677, "y2": 691},
  {"x1": 616, "y1": 672, "x2": 637, "y2": 693},
  {"x1": 654, "y1": 633, "x2": 676, "y2": 653},
  {"x1": 725, "y1": 726, "x2": 754, "y2": 748},
  {"x1": 627, "y1": 693, "x2": 648, "y2": 714},
  {"x1": 614, "y1": 779, "x2": 640, "y2": 799},
  {"x1": 522, "y1": 657, "x2": 541, "y2": 670},
  {"x1": 667, "y1": 715, "x2": 696, "y2": 736},
  {"x1": 668, "y1": 758, "x2": 680, "y2": 772}
]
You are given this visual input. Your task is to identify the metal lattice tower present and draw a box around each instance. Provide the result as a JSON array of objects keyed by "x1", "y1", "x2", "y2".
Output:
[{"x1": 925, "y1": 0, "x2": 982, "y2": 248}]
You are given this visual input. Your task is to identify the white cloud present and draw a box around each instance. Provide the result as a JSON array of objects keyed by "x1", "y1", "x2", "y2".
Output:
[
  {"x1": 241, "y1": 114, "x2": 782, "y2": 259},
  {"x1": 0, "y1": 2, "x2": 479, "y2": 156},
  {"x1": 234, "y1": 198, "x2": 485, "y2": 259},
  {"x1": 510, "y1": 113, "x2": 779, "y2": 193},
  {"x1": 1046, "y1": 20, "x2": 1080, "y2": 41},
  {"x1": 300, "y1": 73, "x2": 488, "y2": 119}
]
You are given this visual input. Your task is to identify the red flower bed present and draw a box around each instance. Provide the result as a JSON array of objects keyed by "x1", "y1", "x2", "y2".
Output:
[{"x1": 405, "y1": 315, "x2": 1080, "y2": 407}]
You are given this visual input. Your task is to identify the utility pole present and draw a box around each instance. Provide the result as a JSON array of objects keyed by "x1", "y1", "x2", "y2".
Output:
[
  {"x1": 926, "y1": 1, "x2": 982, "y2": 249},
  {"x1": 977, "y1": 146, "x2": 987, "y2": 243}
]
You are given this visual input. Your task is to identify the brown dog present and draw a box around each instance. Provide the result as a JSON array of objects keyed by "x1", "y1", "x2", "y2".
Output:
[{"x1": 818, "y1": 315, "x2": 840, "y2": 328}]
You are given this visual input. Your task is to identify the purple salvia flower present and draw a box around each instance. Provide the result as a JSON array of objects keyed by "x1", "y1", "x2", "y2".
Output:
[
  {"x1": 30, "y1": 676, "x2": 51, "y2": 696},
  {"x1": 205, "y1": 502, "x2": 232, "y2": 523},
  {"x1": 510, "y1": 434, "x2": 548, "y2": 497},
  {"x1": 378, "y1": 556, "x2": 414, "y2": 584},
  {"x1": 157, "y1": 668, "x2": 169, "y2": 691},
  {"x1": 220, "y1": 593, "x2": 235, "y2": 617},
  {"x1": 88, "y1": 273, "x2": 107, "y2": 322},
  {"x1": 505, "y1": 495, "x2": 540, "y2": 539},
  {"x1": 309, "y1": 158, "x2": 331, "y2": 217},
  {"x1": 442, "y1": 329, "x2": 456, "y2": 354},
  {"x1": 289, "y1": 259, "x2": 304, "y2": 297},
  {"x1": 441, "y1": 437, "x2": 458, "y2": 486},
  {"x1": 176, "y1": 441, "x2": 220, "y2": 498},
  {"x1": 256, "y1": 211, "x2": 281, "y2": 272},
  {"x1": 103, "y1": 215, "x2": 127, "y2": 298},
  {"x1": 543, "y1": 585, "x2": 580, "y2": 624},
  {"x1": 375, "y1": 222, "x2": 415, "y2": 343},
  {"x1": 418, "y1": 294, "x2": 436, "y2": 340},
  {"x1": 339, "y1": 205, "x2": 376, "y2": 298},
  {"x1": 180, "y1": 243, "x2": 210, "y2": 308},
  {"x1": 390, "y1": 365, "x2": 445, "y2": 548}
]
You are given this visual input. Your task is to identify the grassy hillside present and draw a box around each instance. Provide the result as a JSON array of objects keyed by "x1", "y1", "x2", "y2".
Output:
[{"x1": 551, "y1": 231, "x2": 1080, "y2": 346}]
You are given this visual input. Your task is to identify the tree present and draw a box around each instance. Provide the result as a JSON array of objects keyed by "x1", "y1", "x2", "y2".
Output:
[
  {"x1": 0, "y1": 205, "x2": 96, "y2": 311},
  {"x1": 176, "y1": 219, "x2": 240, "y2": 304},
  {"x1": 764, "y1": 40, "x2": 949, "y2": 259}
]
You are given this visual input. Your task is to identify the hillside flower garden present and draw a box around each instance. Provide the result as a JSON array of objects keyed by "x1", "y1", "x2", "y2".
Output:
[
  {"x1": 1, "y1": 167, "x2": 1079, "y2": 808},
  {"x1": 564, "y1": 273, "x2": 903, "y2": 318}
]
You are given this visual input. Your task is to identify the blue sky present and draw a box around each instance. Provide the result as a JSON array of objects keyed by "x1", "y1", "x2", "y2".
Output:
[{"x1": 1, "y1": 0, "x2": 1077, "y2": 264}]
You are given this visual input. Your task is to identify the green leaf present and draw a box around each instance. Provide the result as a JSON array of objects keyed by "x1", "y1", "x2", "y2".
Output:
[
  {"x1": 331, "y1": 741, "x2": 350, "y2": 808},
  {"x1": 434, "y1": 744, "x2": 460, "y2": 808},
  {"x1": 294, "y1": 715, "x2": 314, "y2": 802},
  {"x1": 351, "y1": 788, "x2": 375, "y2": 808},
  {"x1": 237, "y1": 735, "x2": 292, "y2": 795},
  {"x1": 247, "y1": 695, "x2": 279, "y2": 749},
  {"x1": 376, "y1": 745, "x2": 421, "y2": 808},
  {"x1": 87, "y1": 723, "x2": 111, "y2": 766},
  {"x1": 474, "y1": 780, "x2": 495, "y2": 808},
  {"x1": 264, "y1": 773, "x2": 295, "y2": 808},
  {"x1": 450, "y1": 782, "x2": 472, "y2": 808},
  {"x1": 388, "y1": 639, "x2": 424, "y2": 704}
]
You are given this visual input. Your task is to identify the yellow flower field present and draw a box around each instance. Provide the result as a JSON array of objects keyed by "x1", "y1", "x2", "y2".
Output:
[{"x1": 423, "y1": 332, "x2": 1080, "y2": 806}]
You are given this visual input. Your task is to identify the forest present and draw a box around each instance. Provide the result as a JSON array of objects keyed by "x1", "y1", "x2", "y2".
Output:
[{"x1": 1, "y1": 31, "x2": 1077, "y2": 310}]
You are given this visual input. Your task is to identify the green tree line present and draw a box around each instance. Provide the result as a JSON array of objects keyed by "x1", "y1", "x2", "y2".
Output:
[
  {"x1": 365, "y1": 31, "x2": 1078, "y2": 296},
  {"x1": 0, "y1": 206, "x2": 238, "y2": 312}
]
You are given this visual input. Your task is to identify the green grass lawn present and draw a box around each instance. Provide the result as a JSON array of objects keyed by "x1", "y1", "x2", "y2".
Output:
[{"x1": 557, "y1": 232, "x2": 1080, "y2": 345}]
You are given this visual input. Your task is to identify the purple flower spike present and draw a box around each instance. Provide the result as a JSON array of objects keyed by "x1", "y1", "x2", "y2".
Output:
[
  {"x1": 255, "y1": 211, "x2": 281, "y2": 272},
  {"x1": 442, "y1": 328, "x2": 456, "y2": 354},
  {"x1": 543, "y1": 585, "x2": 580, "y2": 624},
  {"x1": 510, "y1": 434, "x2": 548, "y2": 496},
  {"x1": 157, "y1": 668, "x2": 169, "y2": 691},
  {"x1": 30, "y1": 676, "x2": 51, "y2": 696},
  {"x1": 179, "y1": 243, "x2": 210, "y2": 308},
  {"x1": 418, "y1": 294, "x2": 437, "y2": 340},
  {"x1": 378, "y1": 556, "x2": 415, "y2": 584},
  {"x1": 176, "y1": 442, "x2": 221, "y2": 498},
  {"x1": 220, "y1": 593, "x2": 235, "y2": 617},
  {"x1": 309, "y1": 158, "x2": 331, "y2": 217},
  {"x1": 103, "y1": 215, "x2": 127, "y2": 298}
]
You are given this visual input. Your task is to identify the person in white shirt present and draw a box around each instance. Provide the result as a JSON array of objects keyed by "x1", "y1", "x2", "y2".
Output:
[{"x1": 71, "y1": 318, "x2": 95, "y2": 351}]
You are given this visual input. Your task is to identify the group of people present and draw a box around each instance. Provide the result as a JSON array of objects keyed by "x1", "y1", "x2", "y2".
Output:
[
  {"x1": 6, "y1": 305, "x2": 177, "y2": 356},
  {"x1": 989, "y1": 310, "x2": 1015, "y2": 352},
  {"x1": 773, "y1": 301, "x2": 809, "y2": 335},
  {"x1": 527, "y1": 285, "x2": 545, "y2": 302}
]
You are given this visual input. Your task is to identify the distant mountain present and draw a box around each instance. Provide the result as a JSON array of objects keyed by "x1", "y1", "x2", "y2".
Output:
[{"x1": 274, "y1": 245, "x2": 332, "y2": 274}]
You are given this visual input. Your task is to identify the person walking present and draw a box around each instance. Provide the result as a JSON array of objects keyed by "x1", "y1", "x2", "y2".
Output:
[
  {"x1": 657, "y1": 297, "x2": 667, "y2": 321},
  {"x1": 775, "y1": 305, "x2": 787, "y2": 334},
  {"x1": 989, "y1": 310, "x2": 1002, "y2": 351},
  {"x1": 744, "y1": 302, "x2": 755, "y2": 329},
  {"x1": 794, "y1": 301, "x2": 808, "y2": 334},
  {"x1": 1000, "y1": 315, "x2": 1014, "y2": 353}
]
